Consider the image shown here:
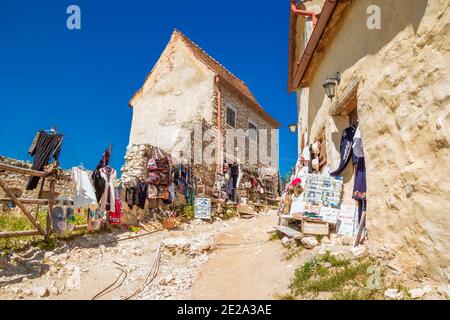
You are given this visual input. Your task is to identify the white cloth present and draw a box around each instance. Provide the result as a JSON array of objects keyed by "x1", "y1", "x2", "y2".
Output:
[
  {"x1": 236, "y1": 165, "x2": 243, "y2": 188},
  {"x1": 99, "y1": 167, "x2": 117, "y2": 212},
  {"x1": 295, "y1": 166, "x2": 308, "y2": 188},
  {"x1": 352, "y1": 126, "x2": 364, "y2": 158},
  {"x1": 302, "y1": 145, "x2": 311, "y2": 161},
  {"x1": 290, "y1": 194, "x2": 305, "y2": 215},
  {"x1": 71, "y1": 167, "x2": 98, "y2": 212}
]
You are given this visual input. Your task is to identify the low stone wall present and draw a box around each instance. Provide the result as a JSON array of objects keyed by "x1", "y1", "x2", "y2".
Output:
[{"x1": 0, "y1": 156, "x2": 74, "y2": 214}]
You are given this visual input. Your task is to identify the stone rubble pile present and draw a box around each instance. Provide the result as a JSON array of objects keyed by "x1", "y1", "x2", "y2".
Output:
[
  {"x1": 161, "y1": 237, "x2": 215, "y2": 257},
  {"x1": 121, "y1": 144, "x2": 151, "y2": 187}
]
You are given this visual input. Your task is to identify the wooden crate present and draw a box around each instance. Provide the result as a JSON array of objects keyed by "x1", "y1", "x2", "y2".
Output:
[{"x1": 302, "y1": 220, "x2": 329, "y2": 236}]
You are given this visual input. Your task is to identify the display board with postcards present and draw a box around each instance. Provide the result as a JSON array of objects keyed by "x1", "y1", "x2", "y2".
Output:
[{"x1": 301, "y1": 174, "x2": 343, "y2": 225}]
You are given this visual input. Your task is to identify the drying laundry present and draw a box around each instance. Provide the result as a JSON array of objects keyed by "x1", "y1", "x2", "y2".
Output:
[
  {"x1": 26, "y1": 130, "x2": 63, "y2": 190},
  {"x1": 71, "y1": 166, "x2": 98, "y2": 211},
  {"x1": 330, "y1": 126, "x2": 356, "y2": 177},
  {"x1": 99, "y1": 166, "x2": 117, "y2": 212}
]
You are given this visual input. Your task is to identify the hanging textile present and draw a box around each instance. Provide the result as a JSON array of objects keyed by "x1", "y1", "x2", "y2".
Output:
[
  {"x1": 226, "y1": 176, "x2": 234, "y2": 197},
  {"x1": 108, "y1": 189, "x2": 122, "y2": 225},
  {"x1": 352, "y1": 126, "x2": 364, "y2": 158},
  {"x1": 28, "y1": 131, "x2": 42, "y2": 155},
  {"x1": 99, "y1": 167, "x2": 116, "y2": 212},
  {"x1": 71, "y1": 167, "x2": 98, "y2": 211},
  {"x1": 330, "y1": 126, "x2": 356, "y2": 176},
  {"x1": 91, "y1": 148, "x2": 111, "y2": 202},
  {"x1": 125, "y1": 187, "x2": 136, "y2": 208},
  {"x1": 352, "y1": 157, "x2": 366, "y2": 200},
  {"x1": 135, "y1": 179, "x2": 148, "y2": 209},
  {"x1": 26, "y1": 131, "x2": 63, "y2": 190},
  {"x1": 301, "y1": 145, "x2": 311, "y2": 162}
]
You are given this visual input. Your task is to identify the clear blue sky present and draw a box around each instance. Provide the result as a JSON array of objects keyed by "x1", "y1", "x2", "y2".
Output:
[{"x1": 0, "y1": 0, "x2": 298, "y2": 176}]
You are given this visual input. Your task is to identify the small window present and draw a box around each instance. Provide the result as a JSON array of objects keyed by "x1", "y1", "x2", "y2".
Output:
[
  {"x1": 248, "y1": 122, "x2": 258, "y2": 140},
  {"x1": 226, "y1": 108, "x2": 236, "y2": 128}
]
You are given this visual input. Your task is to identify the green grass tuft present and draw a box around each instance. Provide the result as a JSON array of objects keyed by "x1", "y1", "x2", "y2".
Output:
[{"x1": 286, "y1": 252, "x2": 384, "y2": 300}]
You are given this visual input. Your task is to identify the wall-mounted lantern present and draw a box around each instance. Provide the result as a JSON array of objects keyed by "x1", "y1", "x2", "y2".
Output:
[
  {"x1": 323, "y1": 72, "x2": 341, "y2": 100},
  {"x1": 288, "y1": 123, "x2": 298, "y2": 134}
]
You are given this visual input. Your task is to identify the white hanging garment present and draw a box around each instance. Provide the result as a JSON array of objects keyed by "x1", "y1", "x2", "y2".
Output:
[
  {"x1": 296, "y1": 166, "x2": 309, "y2": 188},
  {"x1": 290, "y1": 194, "x2": 306, "y2": 215},
  {"x1": 71, "y1": 167, "x2": 98, "y2": 212},
  {"x1": 236, "y1": 164, "x2": 243, "y2": 188},
  {"x1": 302, "y1": 145, "x2": 311, "y2": 161},
  {"x1": 352, "y1": 126, "x2": 364, "y2": 158}
]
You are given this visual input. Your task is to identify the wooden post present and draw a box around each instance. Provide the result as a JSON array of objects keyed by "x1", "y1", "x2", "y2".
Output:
[
  {"x1": 45, "y1": 180, "x2": 56, "y2": 241},
  {"x1": 353, "y1": 210, "x2": 366, "y2": 247},
  {"x1": 0, "y1": 198, "x2": 49, "y2": 205},
  {"x1": 0, "y1": 230, "x2": 42, "y2": 239},
  {"x1": 35, "y1": 177, "x2": 46, "y2": 220},
  {"x1": 0, "y1": 163, "x2": 46, "y2": 177},
  {"x1": 0, "y1": 178, "x2": 46, "y2": 235}
]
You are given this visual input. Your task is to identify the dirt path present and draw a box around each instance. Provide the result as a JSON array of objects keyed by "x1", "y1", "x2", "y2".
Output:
[
  {"x1": 0, "y1": 211, "x2": 308, "y2": 300},
  {"x1": 190, "y1": 214, "x2": 307, "y2": 300}
]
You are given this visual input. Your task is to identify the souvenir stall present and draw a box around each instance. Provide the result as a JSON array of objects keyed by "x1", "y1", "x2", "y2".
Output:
[
  {"x1": 213, "y1": 162, "x2": 279, "y2": 208},
  {"x1": 279, "y1": 122, "x2": 367, "y2": 245},
  {"x1": 72, "y1": 146, "x2": 122, "y2": 232},
  {"x1": 0, "y1": 128, "x2": 122, "y2": 240},
  {"x1": 122, "y1": 145, "x2": 195, "y2": 225}
]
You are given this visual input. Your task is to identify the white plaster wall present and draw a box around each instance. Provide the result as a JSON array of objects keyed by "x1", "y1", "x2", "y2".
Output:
[
  {"x1": 129, "y1": 35, "x2": 216, "y2": 158},
  {"x1": 300, "y1": 0, "x2": 450, "y2": 281}
]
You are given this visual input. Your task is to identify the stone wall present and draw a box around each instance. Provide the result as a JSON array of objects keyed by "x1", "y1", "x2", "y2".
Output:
[
  {"x1": 216, "y1": 85, "x2": 279, "y2": 171},
  {"x1": 299, "y1": 0, "x2": 450, "y2": 281},
  {"x1": 0, "y1": 156, "x2": 74, "y2": 214}
]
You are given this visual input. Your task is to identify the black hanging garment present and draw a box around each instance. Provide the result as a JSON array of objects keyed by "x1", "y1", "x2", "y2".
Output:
[
  {"x1": 135, "y1": 180, "x2": 148, "y2": 209},
  {"x1": 330, "y1": 126, "x2": 356, "y2": 177},
  {"x1": 230, "y1": 164, "x2": 239, "y2": 202},
  {"x1": 92, "y1": 169, "x2": 106, "y2": 203},
  {"x1": 26, "y1": 131, "x2": 63, "y2": 190},
  {"x1": 91, "y1": 148, "x2": 111, "y2": 202},
  {"x1": 125, "y1": 187, "x2": 136, "y2": 209}
]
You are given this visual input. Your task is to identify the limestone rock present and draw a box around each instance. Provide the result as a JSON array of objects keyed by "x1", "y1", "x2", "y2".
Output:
[
  {"x1": 409, "y1": 285, "x2": 432, "y2": 299},
  {"x1": 281, "y1": 237, "x2": 290, "y2": 246},
  {"x1": 384, "y1": 288, "x2": 404, "y2": 300},
  {"x1": 9, "y1": 287, "x2": 22, "y2": 295},
  {"x1": 22, "y1": 289, "x2": 32, "y2": 296},
  {"x1": 0, "y1": 256, "x2": 8, "y2": 269},
  {"x1": 436, "y1": 284, "x2": 450, "y2": 299},
  {"x1": 43, "y1": 251, "x2": 55, "y2": 261},
  {"x1": 301, "y1": 237, "x2": 319, "y2": 249},
  {"x1": 66, "y1": 267, "x2": 81, "y2": 290},
  {"x1": 48, "y1": 285, "x2": 60, "y2": 296},
  {"x1": 33, "y1": 286, "x2": 49, "y2": 298},
  {"x1": 159, "y1": 274, "x2": 175, "y2": 286},
  {"x1": 162, "y1": 237, "x2": 190, "y2": 253},
  {"x1": 131, "y1": 248, "x2": 144, "y2": 256},
  {"x1": 189, "y1": 240, "x2": 214, "y2": 256},
  {"x1": 351, "y1": 245, "x2": 367, "y2": 258}
]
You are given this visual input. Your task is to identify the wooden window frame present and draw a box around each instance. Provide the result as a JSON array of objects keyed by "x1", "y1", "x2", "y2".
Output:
[
  {"x1": 226, "y1": 105, "x2": 237, "y2": 128},
  {"x1": 247, "y1": 121, "x2": 258, "y2": 141}
]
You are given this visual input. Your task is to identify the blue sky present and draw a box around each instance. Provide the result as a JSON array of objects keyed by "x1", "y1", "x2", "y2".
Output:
[{"x1": 0, "y1": 0, "x2": 298, "y2": 176}]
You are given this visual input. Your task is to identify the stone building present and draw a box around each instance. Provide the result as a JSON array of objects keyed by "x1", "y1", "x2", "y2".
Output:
[
  {"x1": 123, "y1": 30, "x2": 280, "y2": 200},
  {"x1": 288, "y1": 0, "x2": 449, "y2": 281}
]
